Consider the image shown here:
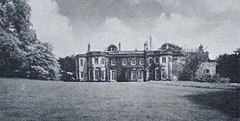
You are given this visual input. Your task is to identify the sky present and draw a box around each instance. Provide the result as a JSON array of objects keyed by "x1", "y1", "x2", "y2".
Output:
[{"x1": 29, "y1": 0, "x2": 240, "y2": 59}]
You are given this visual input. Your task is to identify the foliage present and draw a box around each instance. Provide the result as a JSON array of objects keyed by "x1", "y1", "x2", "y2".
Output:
[
  {"x1": 116, "y1": 66, "x2": 127, "y2": 82},
  {"x1": 216, "y1": 54, "x2": 239, "y2": 83},
  {"x1": 0, "y1": 0, "x2": 60, "y2": 80},
  {"x1": 172, "y1": 57, "x2": 184, "y2": 80},
  {"x1": 180, "y1": 45, "x2": 209, "y2": 81},
  {"x1": 58, "y1": 55, "x2": 76, "y2": 81},
  {"x1": 196, "y1": 74, "x2": 230, "y2": 83}
]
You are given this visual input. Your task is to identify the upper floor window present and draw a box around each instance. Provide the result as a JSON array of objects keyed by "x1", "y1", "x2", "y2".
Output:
[
  {"x1": 173, "y1": 57, "x2": 178, "y2": 62},
  {"x1": 131, "y1": 58, "x2": 136, "y2": 65},
  {"x1": 162, "y1": 57, "x2": 166, "y2": 63},
  {"x1": 94, "y1": 58, "x2": 99, "y2": 65},
  {"x1": 139, "y1": 58, "x2": 144, "y2": 65},
  {"x1": 168, "y1": 57, "x2": 172, "y2": 62},
  {"x1": 80, "y1": 59, "x2": 84, "y2": 66},
  {"x1": 111, "y1": 59, "x2": 116, "y2": 66},
  {"x1": 155, "y1": 57, "x2": 159, "y2": 64},
  {"x1": 148, "y1": 57, "x2": 153, "y2": 64},
  {"x1": 122, "y1": 58, "x2": 127, "y2": 65},
  {"x1": 101, "y1": 58, "x2": 105, "y2": 65}
]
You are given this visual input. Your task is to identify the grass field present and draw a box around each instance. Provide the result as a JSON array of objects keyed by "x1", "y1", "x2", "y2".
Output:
[{"x1": 0, "y1": 78, "x2": 239, "y2": 121}]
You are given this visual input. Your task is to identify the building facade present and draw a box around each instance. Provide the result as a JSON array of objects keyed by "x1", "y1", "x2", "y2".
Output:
[{"x1": 76, "y1": 41, "x2": 183, "y2": 82}]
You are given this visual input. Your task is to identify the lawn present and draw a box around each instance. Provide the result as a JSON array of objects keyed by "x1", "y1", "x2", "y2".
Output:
[{"x1": 0, "y1": 78, "x2": 239, "y2": 121}]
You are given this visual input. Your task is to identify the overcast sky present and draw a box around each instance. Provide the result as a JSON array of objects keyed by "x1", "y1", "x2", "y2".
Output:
[{"x1": 29, "y1": 0, "x2": 240, "y2": 59}]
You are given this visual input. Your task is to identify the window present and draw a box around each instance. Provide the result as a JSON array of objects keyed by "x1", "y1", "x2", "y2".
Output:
[
  {"x1": 204, "y1": 69, "x2": 210, "y2": 74},
  {"x1": 80, "y1": 71, "x2": 83, "y2": 79},
  {"x1": 139, "y1": 70, "x2": 143, "y2": 79},
  {"x1": 168, "y1": 57, "x2": 172, "y2": 62},
  {"x1": 101, "y1": 58, "x2": 105, "y2": 65},
  {"x1": 111, "y1": 70, "x2": 117, "y2": 81},
  {"x1": 148, "y1": 57, "x2": 153, "y2": 64},
  {"x1": 88, "y1": 58, "x2": 92, "y2": 65},
  {"x1": 131, "y1": 58, "x2": 136, "y2": 65},
  {"x1": 162, "y1": 57, "x2": 166, "y2": 63},
  {"x1": 139, "y1": 58, "x2": 144, "y2": 65},
  {"x1": 173, "y1": 57, "x2": 178, "y2": 62},
  {"x1": 111, "y1": 59, "x2": 116, "y2": 65},
  {"x1": 155, "y1": 57, "x2": 159, "y2": 63},
  {"x1": 95, "y1": 69, "x2": 101, "y2": 80},
  {"x1": 101, "y1": 71, "x2": 105, "y2": 80},
  {"x1": 122, "y1": 58, "x2": 127, "y2": 65},
  {"x1": 80, "y1": 59, "x2": 84, "y2": 66},
  {"x1": 94, "y1": 58, "x2": 99, "y2": 65},
  {"x1": 131, "y1": 70, "x2": 137, "y2": 80}
]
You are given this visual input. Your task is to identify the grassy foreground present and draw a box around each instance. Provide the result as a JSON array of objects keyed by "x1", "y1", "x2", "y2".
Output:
[{"x1": 0, "y1": 78, "x2": 239, "y2": 121}]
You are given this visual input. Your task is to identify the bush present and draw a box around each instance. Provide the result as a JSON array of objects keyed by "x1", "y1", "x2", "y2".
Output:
[{"x1": 196, "y1": 74, "x2": 230, "y2": 83}]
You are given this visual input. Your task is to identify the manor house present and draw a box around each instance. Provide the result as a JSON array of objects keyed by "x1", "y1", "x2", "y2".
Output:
[{"x1": 75, "y1": 38, "x2": 184, "y2": 82}]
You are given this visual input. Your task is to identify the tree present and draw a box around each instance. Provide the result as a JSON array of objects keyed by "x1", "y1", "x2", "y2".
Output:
[
  {"x1": 216, "y1": 54, "x2": 239, "y2": 83},
  {"x1": 58, "y1": 55, "x2": 76, "y2": 81},
  {"x1": 180, "y1": 45, "x2": 209, "y2": 80},
  {"x1": 0, "y1": 0, "x2": 60, "y2": 80}
]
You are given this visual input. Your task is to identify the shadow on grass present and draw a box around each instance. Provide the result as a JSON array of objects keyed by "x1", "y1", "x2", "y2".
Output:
[{"x1": 185, "y1": 89, "x2": 239, "y2": 118}]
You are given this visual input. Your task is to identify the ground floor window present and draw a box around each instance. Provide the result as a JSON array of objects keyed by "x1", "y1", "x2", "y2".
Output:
[
  {"x1": 139, "y1": 70, "x2": 143, "y2": 79},
  {"x1": 131, "y1": 70, "x2": 137, "y2": 80},
  {"x1": 111, "y1": 70, "x2": 117, "y2": 81},
  {"x1": 95, "y1": 70, "x2": 101, "y2": 80},
  {"x1": 80, "y1": 71, "x2": 83, "y2": 79},
  {"x1": 101, "y1": 71, "x2": 105, "y2": 80}
]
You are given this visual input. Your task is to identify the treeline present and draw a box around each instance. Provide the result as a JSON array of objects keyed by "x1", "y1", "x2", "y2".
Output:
[
  {"x1": 58, "y1": 56, "x2": 76, "y2": 81},
  {"x1": 0, "y1": 0, "x2": 60, "y2": 80},
  {"x1": 170, "y1": 44, "x2": 240, "y2": 83},
  {"x1": 217, "y1": 53, "x2": 239, "y2": 83}
]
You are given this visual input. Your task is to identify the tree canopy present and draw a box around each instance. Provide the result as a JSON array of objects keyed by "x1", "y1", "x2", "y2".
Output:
[{"x1": 0, "y1": 0, "x2": 60, "y2": 80}]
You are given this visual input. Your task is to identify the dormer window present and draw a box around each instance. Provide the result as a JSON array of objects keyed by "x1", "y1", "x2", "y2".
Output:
[
  {"x1": 131, "y1": 58, "x2": 136, "y2": 65},
  {"x1": 111, "y1": 59, "x2": 116, "y2": 66},
  {"x1": 106, "y1": 44, "x2": 118, "y2": 52},
  {"x1": 122, "y1": 58, "x2": 127, "y2": 65}
]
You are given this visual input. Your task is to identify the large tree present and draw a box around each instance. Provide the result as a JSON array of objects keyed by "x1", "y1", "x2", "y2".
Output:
[
  {"x1": 180, "y1": 45, "x2": 209, "y2": 81},
  {"x1": 216, "y1": 53, "x2": 239, "y2": 83},
  {"x1": 58, "y1": 55, "x2": 76, "y2": 81},
  {"x1": 0, "y1": 0, "x2": 60, "y2": 80}
]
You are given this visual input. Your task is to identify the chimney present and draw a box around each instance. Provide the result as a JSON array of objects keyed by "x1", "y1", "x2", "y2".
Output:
[
  {"x1": 118, "y1": 42, "x2": 121, "y2": 51},
  {"x1": 144, "y1": 41, "x2": 148, "y2": 50},
  {"x1": 87, "y1": 43, "x2": 91, "y2": 52}
]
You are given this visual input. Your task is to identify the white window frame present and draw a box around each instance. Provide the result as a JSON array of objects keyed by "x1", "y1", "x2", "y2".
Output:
[
  {"x1": 131, "y1": 58, "x2": 136, "y2": 65},
  {"x1": 162, "y1": 57, "x2": 167, "y2": 63},
  {"x1": 80, "y1": 71, "x2": 83, "y2": 79},
  {"x1": 139, "y1": 58, "x2": 144, "y2": 65},
  {"x1": 155, "y1": 57, "x2": 159, "y2": 64},
  {"x1": 131, "y1": 70, "x2": 137, "y2": 80},
  {"x1": 94, "y1": 58, "x2": 99, "y2": 65},
  {"x1": 111, "y1": 59, "x2": 116, "y2": 66},
  {"x1": 122, "y1": 58, "x2": 127, "y2": 65},
  {"x1": 101, "y1": 58, "x2": 105, "y2": 65}
]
